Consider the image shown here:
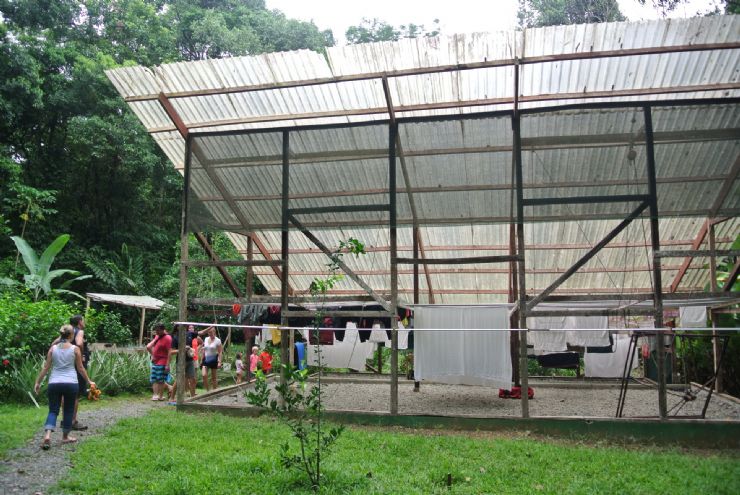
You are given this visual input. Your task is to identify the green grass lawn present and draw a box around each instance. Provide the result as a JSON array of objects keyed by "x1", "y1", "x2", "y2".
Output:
[
  {"x1": 54, "y1": 409, "x2": 740, "y2": 495},
  {"x1": 0, "y1": 403, "x2": 47, "y2": 458}
]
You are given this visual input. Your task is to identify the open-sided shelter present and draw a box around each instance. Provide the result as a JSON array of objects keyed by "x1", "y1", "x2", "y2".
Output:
[{"x1": 106, "y1": 16, "x2": 740, "y2": 419}]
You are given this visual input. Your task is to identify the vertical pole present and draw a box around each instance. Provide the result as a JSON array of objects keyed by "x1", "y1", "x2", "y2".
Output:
[
  {"x1": 509, "y1": 223, "x2": 520, "y2": 386},
  {"x1": 85, "y1": 297, "x2": 91, "y2": 316},
  {"x1": 390, "y1": 122, "x2": 399, "y2": 414},
  {"x1": 413, "y1": 228, "x2": 419, "y2": 303},
  {"x1": 139, "y1": 308, "x2": 146, "y2": 346},
  {"x1": 708, "y1": 223, "x2": 722, "y2": 392},
  {"x1": 513, "y1": 59, "x2": 529, "y2": 418},
  {"x1": 413, "y1": 227, "x2": 420, "y2": 391},
  {"x1": 246, "y1": 235, "x2": 254, "y2": 354},
  {"x1": 176, "y1": 134, "x2": 192, "y2": 406},
  {"x1": 643, "y1": 106, "x2": 666, "y2": 419},
  {"x1": 246, "y1": 236, "x2": 254, "y2": 301},
  {"x1": 281, "y1": 131, "x2": 291, "y2": 380}
]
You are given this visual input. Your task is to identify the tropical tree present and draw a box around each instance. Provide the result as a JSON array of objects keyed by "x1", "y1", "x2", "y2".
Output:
[
  {"x1": 346, "y1": 17, "x2": 440, "y2": 44},
  {"x1": 518, "y1": 0, "x2": 625, "y2": 28},
  {"x1": 2, "y1": 234, "x2": 90, "y2": 301}
]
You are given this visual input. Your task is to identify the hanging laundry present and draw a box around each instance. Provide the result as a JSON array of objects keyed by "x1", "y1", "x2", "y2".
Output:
[
  {"x1": 269, "y1": 324, "x2": 281, "y2": 345},
  {"x1": 413, "y1": 306, "x2": 512, "y2": 389},
  {"x1": 369, "y1": 321, "x2": 387, "y2": 343},
  {"x1": 306, "y1": 322, "x2": 375, "y2": 370},
  {"x1": 585, "y1": 334, "x2": 639, "y2": 378},
  {"x1": 526, "y1": 316, "x2": 568, "y2": 352},
  {"x1": 679, "y1": 306, "x2": 707, "y2": 328},
  {"x1": 565, "y1": 316, "x2": 609, "y2": 347}
]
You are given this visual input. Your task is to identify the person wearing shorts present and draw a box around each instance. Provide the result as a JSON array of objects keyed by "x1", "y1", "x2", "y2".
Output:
[
  {"x1": 146, "y1": 324, "x2": 172, "y2": 401},
  {"x1": 200, "y1": 326, "x2": 222, "y2": 391}
]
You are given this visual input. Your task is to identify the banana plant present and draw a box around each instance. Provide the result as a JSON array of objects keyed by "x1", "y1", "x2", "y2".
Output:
[{"x1": 2, "y1": 234, "x2": 91, "y2": 301}]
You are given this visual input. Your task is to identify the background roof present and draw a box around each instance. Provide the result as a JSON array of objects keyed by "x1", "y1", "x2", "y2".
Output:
[{"x1": 106, "y1": 16, "x2": 740, "y2": 304}]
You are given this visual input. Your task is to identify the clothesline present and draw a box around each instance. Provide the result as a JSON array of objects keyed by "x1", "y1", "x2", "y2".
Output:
[{"x1": 171, "y1": 321, "x2": 736, "y2": 333}]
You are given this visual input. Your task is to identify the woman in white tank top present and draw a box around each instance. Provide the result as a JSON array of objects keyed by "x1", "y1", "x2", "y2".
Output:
[{"x1": 34, "y1": 324, "x2": 95, "y2": 449}]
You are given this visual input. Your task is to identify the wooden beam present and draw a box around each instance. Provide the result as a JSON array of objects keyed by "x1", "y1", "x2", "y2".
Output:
[
  {"x1": 192, "y1": 232, "x2": 243, "y2": 298},
  {"x1": 200, "y1": 175, "x2": 729, "y2": 202},
  {"x1": 671, "y1": 154, "x2": 740, "y2": 292},
  {"x1": 221, "y1": 207, "x2": 740, "y2": 230},
  {"x1": 382, "y1": 76, "x2": 434, "y2": 306},
  {"x1": 656, "y1": 249, "x2": 740, "y2": 259},
  {"x1": 397, "y1": 255, "x2": 520, "y2": 265},
  {"x1": 193, "y1": 129, "x2": 739, "y2": 169},
  {"x1": 182, "y1": 259, "x2": 283, "y2": 267},
  {"x1": 288, "y1": 214, "x2": 391, "y2": 312},
  {"x1": 128, "y1": 42, "x2": 740, "y2": 102},
  {"x1": 526, "y1": 308, "x2": 656, "y2": 317},
  {"x1": 724, "y1": 259, "x2": 740, "y2": 292},
  {"x1": 526, "y1": 201, "x2": 650, "y2": 311},
  {"x1": 150, "y1": 84, "x2": 740, "y2": 132},
  {"x1": 157, "y1": 93, "x2": 292, "y2": 296},
  {"x1": 250, "y1": 237, "x2": 735, "y2": 255}
]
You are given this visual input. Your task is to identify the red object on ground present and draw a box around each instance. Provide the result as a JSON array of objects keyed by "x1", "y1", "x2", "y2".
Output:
[{"x1": 498, "y1": 387, "x2": 534, "y2": 399}]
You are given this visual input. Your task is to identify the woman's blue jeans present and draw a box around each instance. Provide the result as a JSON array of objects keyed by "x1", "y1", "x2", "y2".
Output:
[{"x1": 45, "y1": 382, "x2": 79, "y2": 434}]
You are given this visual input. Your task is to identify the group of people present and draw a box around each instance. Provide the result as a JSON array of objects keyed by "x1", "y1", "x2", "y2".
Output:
[
  {"x1": 146, "y1": 324, "x2": 274, "y2": 403},
  {"x1": 234, "y1": 345, "x2": 272, "y2": 384},
  {"x1": 33, "y1": 318, "x2": 276, "y2": 449}
]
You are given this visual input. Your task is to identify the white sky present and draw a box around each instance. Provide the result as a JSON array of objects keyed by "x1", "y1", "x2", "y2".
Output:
[{"x1": 267, "y1": 0, "x2": 725, "y2": 44}]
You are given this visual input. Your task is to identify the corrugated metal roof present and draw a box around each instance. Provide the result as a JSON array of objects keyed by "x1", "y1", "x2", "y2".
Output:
[{"x1": 106, "y1": 17, "x2": 739, "y2": 304}]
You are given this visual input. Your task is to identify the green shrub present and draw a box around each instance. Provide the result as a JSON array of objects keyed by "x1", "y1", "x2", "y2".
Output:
[
  {"x1": 86, "y1": 351, "x2": 151, "y2": 396},
  {"x1": 5, "y1": 354, "x2": 47, "y2": 404},
  {"x1": 0, "y1": 291, "x2": 78, "y2": 396},
  {"x1": 85, "y1": 308, "x2": 132, "y2": 345}
]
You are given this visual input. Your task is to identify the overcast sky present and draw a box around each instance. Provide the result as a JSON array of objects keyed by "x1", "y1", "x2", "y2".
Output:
[{"x1": 267, "y1": 0, "x2": 725, "y2": 44}]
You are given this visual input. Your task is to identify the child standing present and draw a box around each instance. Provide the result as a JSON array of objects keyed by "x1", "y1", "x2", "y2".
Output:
[
  {"x1": 249, "y1": 346, "x2": 259, "y2": 381},
  {"x1": 259, "y1": 348, "x2": 272, "y2": 375},
  {"x1": 234, "y1": 352, "x2": 244, "y2": 384}
]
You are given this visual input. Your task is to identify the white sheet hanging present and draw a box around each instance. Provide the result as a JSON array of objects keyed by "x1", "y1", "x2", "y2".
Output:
[
  {"x1": 305, "y1": 322, "x2": 375, "y2": 370},
  {"x1": 368, "y1": 322, "x2": 387, "y2": 343},
  {"x1": 565, "y1": 316, "x2": 609, "y2": 347},
  {"x1": 413, "y1": 306, "x2": 512, "y2": 388},
  {"x1": 382, "y1": 321, "x2": 409, "y2": 350},
  {"x1": 527, "y1": 316, "x2": 568, "y2": 352},
  {"x1": 679, "y1": 306, "x2": 707, "y2": 328},
  {"x1": 585, "y1": 334, "x2": 638, "y2": 378}
]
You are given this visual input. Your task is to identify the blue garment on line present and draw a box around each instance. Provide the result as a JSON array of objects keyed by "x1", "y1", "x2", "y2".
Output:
[{"x1": 295, "y1": 342, "x2": 306, "y2": 370}]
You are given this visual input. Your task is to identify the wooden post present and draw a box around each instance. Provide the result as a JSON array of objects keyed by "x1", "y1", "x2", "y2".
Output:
[
  {"x1": 176, "y1": 134, "x2": 192, "y2": 406},
  {"x1": 512, "y1": 59, "x2": 529, "y2": 418},
  {"x1": 139, "y1": 308, "x2": 146, "y2": 346},
  {"x1": 281, "y1": 131, "x2": 291, "y2": 381},
  {"x1": 643, "y1": 106, "x2": 667, "y2": 419},
  {"x1": 389, "y1": 122, "x2": 399, "y2": 414},
  {"x1": 709, "y1": 224, "x2": 723, "y2": 393}
]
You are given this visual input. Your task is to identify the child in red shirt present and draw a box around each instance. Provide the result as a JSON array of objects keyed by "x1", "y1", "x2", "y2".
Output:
[{"x1": 259, "y1": 350, "x2": 272, "y2": 375}]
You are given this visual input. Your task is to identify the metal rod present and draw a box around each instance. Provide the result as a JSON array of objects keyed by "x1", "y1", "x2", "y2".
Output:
[
  {"x1": 644, "y1": 106, "x2": 667, "y2": 420},
  {"x1": 390, "y1": 121, "x2": 399, "y2": 415},
  {"x1": 525, "y1": 308, "x2": 656, "y2": 317}
]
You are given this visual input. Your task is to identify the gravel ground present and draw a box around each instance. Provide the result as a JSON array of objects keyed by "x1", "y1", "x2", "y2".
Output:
[
  {"x1": 209, "y1": 377, "x2": 740, "y2": 420},
  {"x1": 1, "y1": 399, "x2": 158, "y2": 495}
]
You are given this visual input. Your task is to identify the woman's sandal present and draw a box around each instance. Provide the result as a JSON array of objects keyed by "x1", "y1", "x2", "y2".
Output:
[{"x1": 41, "y1": 439, "x2": 51, "y2": 450}]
